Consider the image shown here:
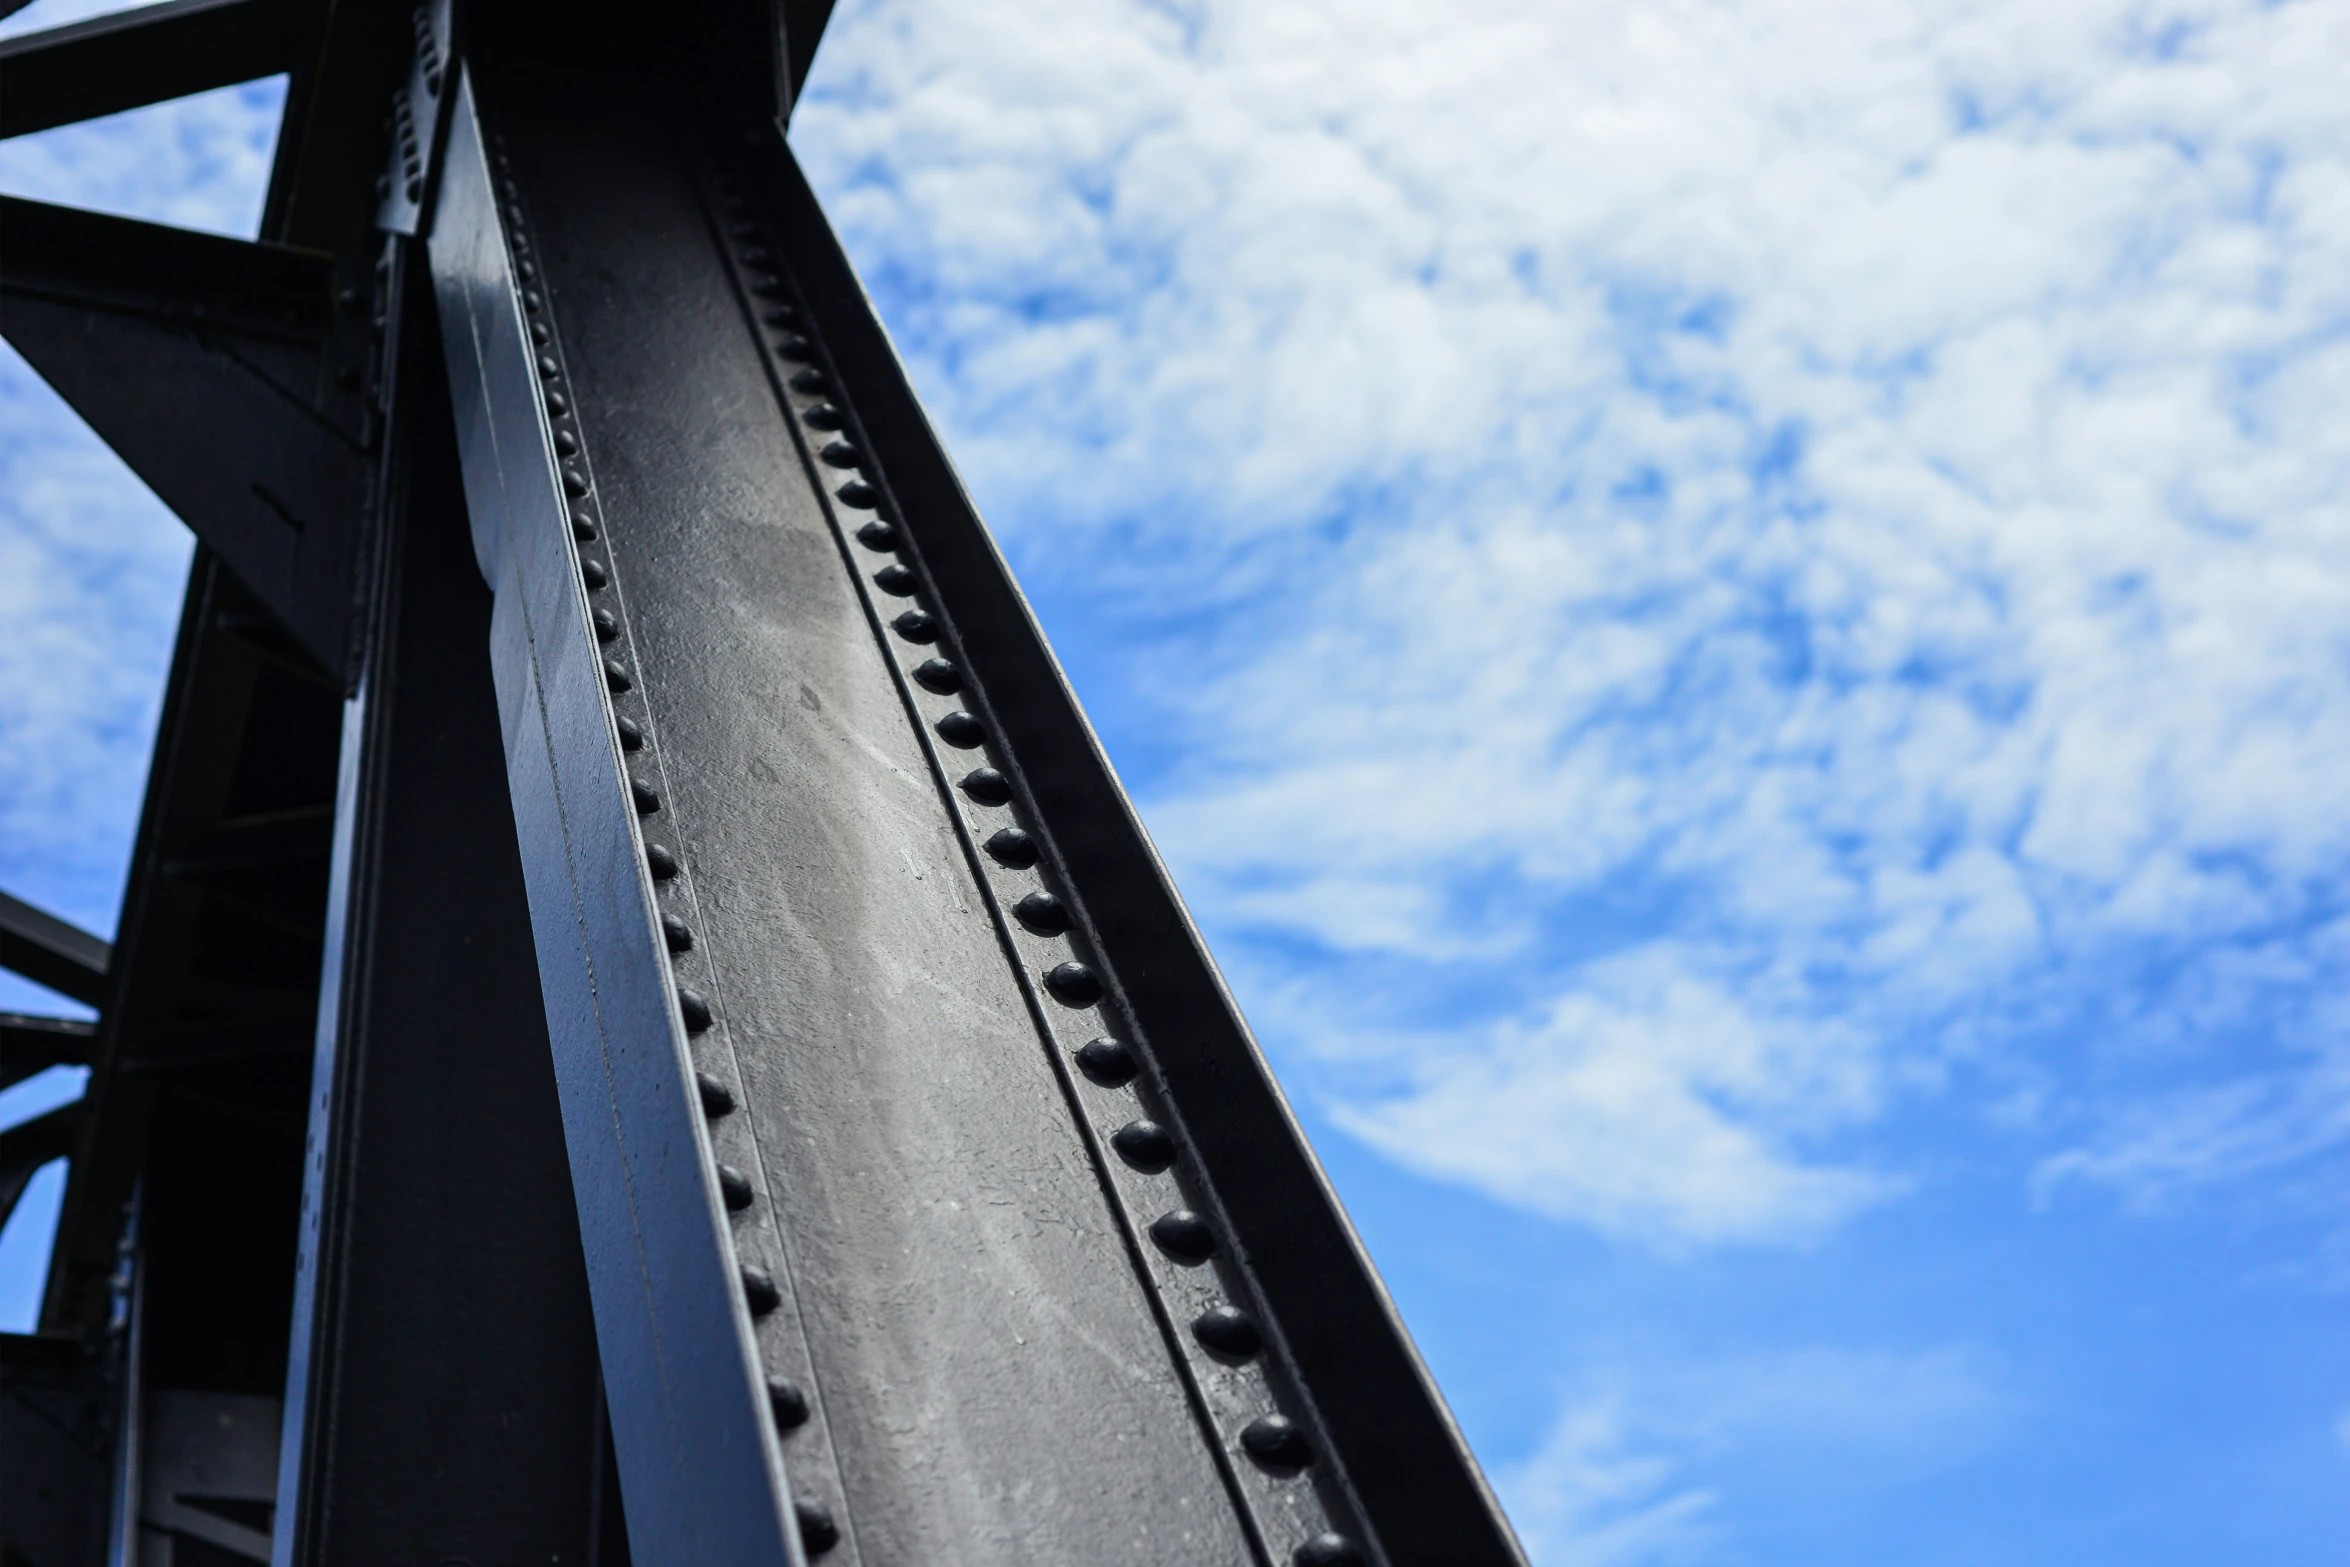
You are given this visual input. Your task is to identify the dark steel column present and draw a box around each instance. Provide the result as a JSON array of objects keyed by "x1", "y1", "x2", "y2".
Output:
[
  {"x1": 427, "y1": 34, "x2": 1519, "y2": 1564},
  {"x1": 270, "y1": 254, "x2": 607, "y2": 1565}
]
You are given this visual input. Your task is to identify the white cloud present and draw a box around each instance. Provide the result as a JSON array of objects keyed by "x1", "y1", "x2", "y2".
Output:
[
  {"x1": 1334, "y1": 947, "x2": 1897, "y2": 1245},
  {"x1": 795, "y1": 0, "x2": 2350, "y2": 1243},
  {"x1": 2037, "y1": 1039, "x2": 2350, "y2": 1208},
  {"x1": 1498, "y1": 1343, "x2": 2012, "y2": 1564},
  {"x1": 1498, "y1": 1399, "x2": 1717, "y2": 1567}
]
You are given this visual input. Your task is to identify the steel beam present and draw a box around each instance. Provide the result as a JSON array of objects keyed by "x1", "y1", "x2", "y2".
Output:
[
  {"x1": 425, "y1": 31, "x2": 1521, "y2": 1563},
  {"x1": 0, "y1": 0, "x2": 299, "y2": 140},
  {"x1": 0, "y1": 196, "x2": 376, "y2": 680},
  {"x1": 38, "y1": 552, "x2": 339, "y2": 1378},
  {"x1": 0, "y1": 1013, "x2": 95, "y2": 1092},
  {"x1": 0, "y1": 1101, "x2": 79, "y2": 1229},
  {"x1": 270, "y1": 242, "x2": 609, "y2": 1566},
  {"x1": 0, "y1": 1331, "x2": 110, "y2": 1567},
  {"x1": 0, "y1": 889, "x2": 109, "y2": 1008}
]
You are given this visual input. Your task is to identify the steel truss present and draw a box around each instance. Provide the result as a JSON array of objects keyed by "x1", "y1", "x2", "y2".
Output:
[{"x1": 0, "y1": 4, "x2": 1525, "y2": 1565}]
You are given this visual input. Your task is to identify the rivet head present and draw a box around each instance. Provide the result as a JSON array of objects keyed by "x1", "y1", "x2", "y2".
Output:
[
  {"x1": 580, "y1": 557, "x2": 608, "y2": 588},
  {"x1": 776, "y1": 334, "x2": 814, "y2": 360},
  {"x1": 741, "y1": 1265, "x2": 781, "y2": 1315},
  {"x1": 791, "y1": 368, "x2": 829, "y2": 394},
  {"x1": 1111, "y1": 1118, "x2": 1174, "y2": 1171},
  {"x1": 516, "y1": 258, "x2": 536, "y2": 282},
  {"x1": 605, "y1": 659, "x2": 633, "y2": 693},
  {"x1": 1075, "y1": 1037, "x2": 1137, "y2": 1086},
  {"x1": 820, "y1": 440, "x2": 862, "y2": 469},
  {"x1": 717, "y1": 1163, "x2": 754, "y2": 1210},
  {"x1": 592, "y1": 607, "x2": 619, "y2": 642},
  {"x1": 1293, "y1": 1534, "x2": 1362, "y2": 1567},
  {"x1": 572, "y1": 511, "x2": 598, "y2": 541},
  {"x1": 768, "y1": 1377, "x2": 810, "y2": 1428},
  {"x1": 742, "y1": 246, "x2": 771, "y2": 266},
  {"x1": 795, "y1": 1501, "x2": 839, "y2": 1556},
  {"x1": 695, "y1": 1070, "x2": 734, "y2": 1116},
  {"x1": 913, "y1": 658, "x2": 961, "y2": 694},
  {"x1": 1150, "y1": 1209, "x2": 1216, "y2": 1263},
  {"x1": 836, "y1": 478, "x2": 878, "y2": 508},
  {"x1": 678, "y1": 988, "x2": 713, "y2": 1032},
  {"x1": 1192, "y1": 1305, "x2": 1262, "y2": 1360},
  {"x1": 562, "y1": 467, "x2": 590, "y2": 498},
  {"x1": 554, "y1": 427, "x2": 579, "y2": 455},
  {"x1": 615, "y1": 715, "x2": 644, "y2": 751},
  {"x1": 935, "y1": 710, "x2": 984, "y2": 748},
  {"x1": 646, "y1": 843, "x2": 679, "y2": 880},
  {"x1": 874, "y1": 565, "x2": 918, "y2": 596},
  {"x1": 804, "y1": 402, "x2": 846, "y2": 431},
  {"x1": 959, "y1": 768, "x2": 1012, "y2": 807},
  {"x1": 1015, "y1": 890, "x2": 1070, "y2": 933},
  {"x1": 530, "y1": 319, "x2": 551, "y2": 345},
  {"x1": 544, "y1": 388, "x2": 569, "y2": 415},
  {"x1": 856, "y1": 518, "x2": 898, "y2": 551},
  {"x1": 893, "y1": 609, "x2": 937, "y2": 643},
  {"x1": 985, "y1": 827, "x2": 1038, "y2": 868},
  {"x1": 661, "y1": 913, "x2": 694, "y2": 952},
  {"x1": 1241, "y1": 1414, "x2": 1313, "y2": 1474},
  {"x1": 523, "y1": 289, "x2": 544, "y2": 312},
  {"x1": 537, "y1": 354, "x2": 560, "y2": 378},
  {"x1": 1045, "y1": 961, "x2": 1102, "y2": 1007},
  {"x1": 764, "y1": 306, "x2": 800, "y2": 328},
  {"x1": 630, "y1": 777, "x2": 660, "y2": 814}
]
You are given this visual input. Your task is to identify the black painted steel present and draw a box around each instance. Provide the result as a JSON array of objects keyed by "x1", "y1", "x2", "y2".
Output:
[
  {"x1": 745, "y1": 127, "x2": 1525, "y2": 1567},
  {"x1": 271, "y1": 250, "x2": 608, "y2": 1565},
  {"x1": 0, "y1": 196, "x2": 375, "y2": 679},
  {"x1": 416, "y1": 25, "x2": 1523, "y2": 1558},
  {"x1": 0, "y1": 1013, "x2": 94, "y2": 1092},
  {"x1": 0, "y1": 1102, "x2": 79, "y2": 1228},
  {"x1": 0, "y1": 888, "x2": 109, "y2": 1008},
  {"x1": 0, "y1": 1332, "x2": 109, "y2": 1567},
  {"x1": 429, "y1": 72, "x2": 804, "y2": 1567},
  {"x1": 36, "y1": 552, "x2": 337, "y2": 1439},
  {"x1": 0, "y1": 0, "x2": 298, "y2": 140},
  {"x1": 0, "y1": 2, "x2": 1525, "y2": 1563}
]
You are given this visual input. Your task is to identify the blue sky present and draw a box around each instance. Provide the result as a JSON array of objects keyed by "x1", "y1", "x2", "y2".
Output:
[{"x1": 3, "y1": 0, "x2": 2347, "y2": 1560}]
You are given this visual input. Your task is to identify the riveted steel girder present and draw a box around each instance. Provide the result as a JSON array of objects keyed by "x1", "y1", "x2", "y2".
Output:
[
  {"x1": 418, "y1": 27, "x2": 1523, "y2": 1563},
  {"x1": 0, "y1": 2, "x2": 1525, "y2": 1564}
]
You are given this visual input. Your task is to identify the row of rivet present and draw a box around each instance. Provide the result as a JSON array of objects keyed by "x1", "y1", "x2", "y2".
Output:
[
  {"x1": 702, "y1": 148, "x2": 1369, "y2": 1567},
  {"x1": 489, "y1": 139, "x2": 850, "y2": 1564}
]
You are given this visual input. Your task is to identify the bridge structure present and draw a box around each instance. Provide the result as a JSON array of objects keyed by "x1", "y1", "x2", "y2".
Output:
[{"x1": 0, "y1": 3, "x2": 1525, "y2": 1563}]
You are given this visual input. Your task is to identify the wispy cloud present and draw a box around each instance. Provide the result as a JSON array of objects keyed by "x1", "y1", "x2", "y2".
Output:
[
  {"x1": 2037, "y1": 1039, "x2": 2350, "y2": 1209},
  {"x1": 1499, "y1": 1399, "x2": 1718, "y2": 1567},
  {"x1": 1499, "y1": 1343, "x2": 2014, "y2": 1565},
  {"x1": 795, "y1": 0, "x2": 2350, "y2": 1245}
]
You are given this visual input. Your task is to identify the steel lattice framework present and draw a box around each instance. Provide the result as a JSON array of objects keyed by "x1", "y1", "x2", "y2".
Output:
[{"x1": 0, "y1": 4, "x2": 1526, "y2": 1564}]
